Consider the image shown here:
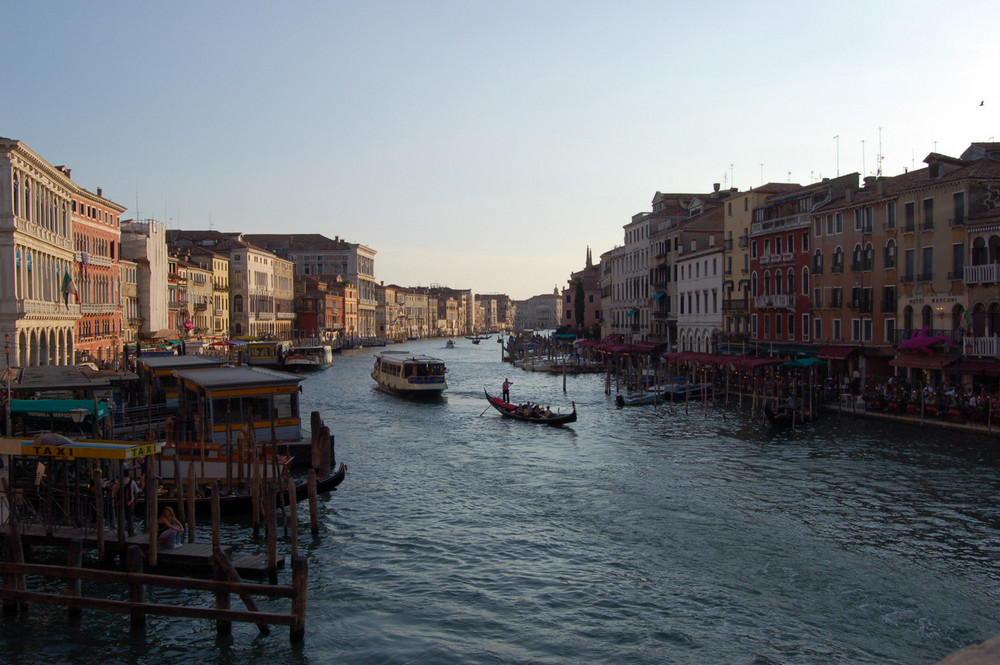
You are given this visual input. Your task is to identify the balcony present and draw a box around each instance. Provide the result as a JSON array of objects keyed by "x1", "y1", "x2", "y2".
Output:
[
  {"x1": 964, "y1": 263, "x2": 1000, "y2": 284},
  {"x1": 754, "y1": 294, "x2": 794, "y2": 310},
  {"x1": 18, "y1": 300, "x2": 80, "y2": 317},
  {"x1": 722, "y1": 298, "x2": 748, "y2": 312},
  {"x1": 168, "y1": 301, "x2": 186, "y2": 310},
  {"x1": 80, "y1": 303, "x2": 117, "y2": 315},
  {"x1": 750, "y1": 212, "x2": 811, "y2": 235},
  {"x1": 738, "y1": 235, "x2": 748, "y2": 248},
  {"x1": 920, "y1": 219, "x2": 934, "y2": 231},
  {"x1": 902, "y1": 222, "x2": 915, "y2": 233},
  {"x1": 963, "y1": 335, "x2": 1000, "y2": 357}
]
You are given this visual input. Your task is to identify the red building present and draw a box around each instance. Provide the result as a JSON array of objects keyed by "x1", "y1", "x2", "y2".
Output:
[{"x1": 70, "y1": 181, "x2": 126, "y2": 366}]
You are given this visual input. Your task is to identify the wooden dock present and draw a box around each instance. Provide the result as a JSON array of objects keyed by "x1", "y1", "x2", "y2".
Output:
[{"x1": 8, "y1": 523, "x2": 282, "y2": 576}]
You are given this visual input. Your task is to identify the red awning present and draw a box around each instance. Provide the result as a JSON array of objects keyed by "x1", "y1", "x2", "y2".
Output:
[
  {"x1": 889, "y1": 353, "x2": 956, "y2": 370},
  {"x1": 817, "y1": 345, "x2": 859, "y2": 360},
  {"x1": 954, "y1": 359, "x2": 1000, "y2": 376}
]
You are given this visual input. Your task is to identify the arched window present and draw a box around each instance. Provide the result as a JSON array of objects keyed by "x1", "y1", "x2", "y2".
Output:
[
  {"x1": 921, "y1": 305, "x2": 933, "y2": 329},
  {"x1": 864, "y1": 243, "x2": 875, "y2": 271},
  {"x1": 234, "y1": 294, "x2": 243, "y2": 313},
  {"x1": 24, "y1": 181, "x2": 31, "y2": 221},
  {"x1": 763, "y1": 270, "x2": 771, "y2": 296},
  {"x1": 751, "y1": 273, "x2": 758, "y2": 297},
  {"x1": 833, "y1": 247, "x2": 844, "y2": 272},
  {"x1": 813, "y1": 249, "x2": 823, "y2": 274},
  {"x1": 852, "y1": 243, "x2": 863, "y2": 271},
  {"x1": 12, "y1": 175, "x2": 18, "y2": 216},
  {"x1": 801, "y1": 266, "x2": 810, "y2": 296}
]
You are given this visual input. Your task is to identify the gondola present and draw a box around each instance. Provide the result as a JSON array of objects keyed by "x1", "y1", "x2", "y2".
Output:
[
  {"x1": 136, "y1": 462, "x2": 346, "y2": 517},
  {"x1": 762, "y1": 402, "x2": 795, "y2": 427},
  {"x1": 484, "y1": 389, "x2": 576, "y2": 426}
]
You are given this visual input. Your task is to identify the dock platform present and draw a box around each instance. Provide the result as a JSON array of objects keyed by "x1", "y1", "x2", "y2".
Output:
[{"x1": 5, "y1": 523, "x2": 283, "y2": 576}]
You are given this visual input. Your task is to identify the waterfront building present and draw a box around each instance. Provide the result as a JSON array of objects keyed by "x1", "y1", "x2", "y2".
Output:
[
  {"x1": 166, "y1": 255, "x2": 189, "y2": 337},
  {"x1": 674, "y1": 207, "x2": 724, "y2": 353},
  {"x1": 119, "y1": 258, "x2": 140, "y2": 351},
  {"x1": 71, "y1": 185, "x2": 126, "y2": 366},
  {"x1": 180, "y1": 246, "x2": 230, "y2": 340},
  {"x1": 600, "y1": 245, "x2": 626, "y2": 340},
  {"x1": 295, "y1": 276, "x2": 340, "y2": 343},
  {"x1": 183, "y1": 259, "x2": 213, "y2": 338},
  {"x1": 121, "y1": 219, "x2": 169, "y2": 338},
  {"x1": 959, "y1": 143, "x2": 1000, "y2": 360},
  {"x1": 328, "y1": 278, "x2": 358, "y2": 340},
  {"x1": 749, "y1": 175, "x2": 857, "y2": 358},
  {"x1": 476, "y1": 293, "x2": 514, "y2": 333},
  {"x1": 0, "y1": 138, "x2": 81, "y2": 366},
  {"x1": 424, "y1": 286, "x2": 470, "y2": 337},
  {"x1": 562, "y1": 247, "x2": 602, "y2": 337},
  {"x1": 242, "y1": 234, "x2": 378, "y2": 338},
  {"x1": 721, "y1": 184, "x2": 799, "y2": 347},
  {"x1": 375, "y1": 283, "x2": 405, "y2": 341},
  {"x1": 513, "y1": 287, "x2": 563, "y2": 331},
  {"x1": 647, "y1": 188, "x2": 729, "y2": 346}
]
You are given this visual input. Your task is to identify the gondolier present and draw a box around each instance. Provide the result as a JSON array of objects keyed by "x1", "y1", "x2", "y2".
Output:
[{"x1": 502, "y1": 378, "x2": 513, "y2": 402}]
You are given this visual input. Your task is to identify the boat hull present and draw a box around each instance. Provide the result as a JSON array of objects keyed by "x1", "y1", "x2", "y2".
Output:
[{"x1": 484, "y1": 390, "x2": 576, "y2": 425}]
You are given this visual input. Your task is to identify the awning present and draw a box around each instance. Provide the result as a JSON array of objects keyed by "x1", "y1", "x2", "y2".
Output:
[
  {"x1": 9, "y1": 398, "x2": 110, "y2": 422},
  {"x1": 954, "y1": 359, "x2": 1000, "y2": 377},
  {"x1": 783, "y1": 357, "x2": 825, "y2": 368},
  {"x1": 817, "y1": 346, "x2": 859, "y2": 360},
  {"x1": 626, "y1": 309, "x2": 639, "y2": 317},
  {"x1": 652, "y1": 292, "x2": 666, "y2": 301},
  {"x1": 889, "y1": 353, "x2": 956, "y2": 370}
]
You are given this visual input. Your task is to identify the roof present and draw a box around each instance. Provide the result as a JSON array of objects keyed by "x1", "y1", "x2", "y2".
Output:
[
  {"x1": 136, "y1": 355, "x2": 230, "y2": 370},
  {"x1": 15, "y1": 365, "x2": 111, "y2": 391},
  {"x1": 173, "y1": 365, "x2": 303, "y2": 390},
  {"x1": 375, "y1": 350, "x2": 445, "y2": 364}
]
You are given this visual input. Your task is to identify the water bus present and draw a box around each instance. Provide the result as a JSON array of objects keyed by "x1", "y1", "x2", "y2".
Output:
[
  {"x1": 282, "y1": 345, "x2": 334, "y2": 371},
  {"x1": 371, "y1": 350, "x2": 448, "y2": 397}
]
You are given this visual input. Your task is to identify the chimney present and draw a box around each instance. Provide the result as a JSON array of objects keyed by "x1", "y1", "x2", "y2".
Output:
[
  {"x1": 845, "y1": 187, "x2": 853, "y2": 203},
  {"x1": 96, "y1": 187, "x2": 102, "y2": 197},
  {"x1": 863, "y1": 176, "x2": 876, "y2": 189}
]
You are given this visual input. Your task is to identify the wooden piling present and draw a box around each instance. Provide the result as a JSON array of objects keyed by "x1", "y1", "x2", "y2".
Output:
[
  {"x1": 212, "y1": 547, "x2": 232, "y2": 636},
  {"x1": 127, "y1": 545, "x2": 145, "y2": 632},
  {"x1": 211, "y1": 481, "x2": 221, "y2": 552},
  {"x1": 186, "y1": 463, "x2": 196, "y2": 543},
  {"x1": 148, "y1": 475, "x2": 159, "y2": 569},
  {"x1": 67, "y1": 539, "x2": 82, "y2": 620},
  {"x1": 290, "y1": 555, "x2": 308, "y2": 643},
  {"x1": 92, "y1": 468, "x2": 105, "y2": 563},
  {"x1": 287, "y1": 476, "x2": 299, "y2": 559},
  {"x1": 266, "y1": 485, "x2": 278, "y2": 585},
  {"x1": 307, "y1": 469, "x2": 319, "y2": 536}
]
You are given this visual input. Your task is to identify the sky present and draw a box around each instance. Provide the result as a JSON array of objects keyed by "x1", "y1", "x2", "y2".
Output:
[{"x1": 3, "y1": 1, "x2": 998, "y2": 300}]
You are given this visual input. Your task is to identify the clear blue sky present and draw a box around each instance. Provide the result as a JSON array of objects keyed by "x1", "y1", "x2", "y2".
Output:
[{"x1": 4, "y1": 1, "x2": 996, "y2": 299}]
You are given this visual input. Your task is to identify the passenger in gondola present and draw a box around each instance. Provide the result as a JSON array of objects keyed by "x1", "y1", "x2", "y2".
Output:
[{"x1": 544, "y1": 406, "x2": 552, "y2": 418}]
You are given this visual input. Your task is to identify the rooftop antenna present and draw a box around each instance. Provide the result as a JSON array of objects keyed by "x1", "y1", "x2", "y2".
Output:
[
  {"x1": 834, "y1": 135, "x2": 840, "y2": 176},
  {"x1": 730, "y1": 163, "x2": 734, "y2": 189},
  {"x1": 861, "y1": 139, "x2": 866, "y2": 176},
  {"x1": 877, "y1": 126, "x2": 883, "y2": 177},
  {"x1": 760, "y1": 163, "x2": 764, "y2": 186}
]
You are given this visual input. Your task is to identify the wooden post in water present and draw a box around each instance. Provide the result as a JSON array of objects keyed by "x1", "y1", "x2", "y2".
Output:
[
  {"x1": 211, "y1": 480, "x2": 221, "y2": 552},
  {"x1": 186, "y1": 463, "x2": 196, "y2": 543},
  {"x1": 266, "y1": 484, "x2": 278, "y2": 585},
  {"x1": 308, "y1": 469, "x2": 319, "y2": 536},
  {"x1": 127, "y1": 545, "x2": 146, "y2": 632},
  {"x1": 92, "y1": 468, "x2": 105, "y2": 563},
  {"x1": 287, "y1": 475, "x2": 299, "y2": 559},
  {"x1": 211, "y1": 546, "x2": 232, "y2": 636},
  {"x1": 251, "y1": 438, "x2": 261, "y2": 538},
  {"x1": 2, "y1": 477, "x2": 26, "y2": 614},
  {"x1": 213, "y1": 545, "x2": 269, "y2": 636},
  {"x1": 148, "y1": 474, "x2": 159, "y2": 569},
  {"x1": 67, "y1": 539, "x2": 83, "y2": 620},
  {"x1": 290, "y1": 555, "x2": 308, "y2": 643}
]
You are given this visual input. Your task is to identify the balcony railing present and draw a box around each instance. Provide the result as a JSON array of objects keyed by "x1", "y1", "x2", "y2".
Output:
[
  {"x1": 750, "y1": 212, "x2": 811, "y2": 235},
  {"x1": 964, "y1": 263, "x2": 1000, "y2": 284},
  {"x1": 921, "y1": 219, "x2": 934, "y2": 231},
  {"x1": 754, "y1": 294, "x2": 794, "y2": 309},
  {"x1": 193, "y1": 302, "x2": 208, "y2": 311},
  {"x1": 892, "y1": 328, "x2": 961, "y2": 345},
  {"x1": 902, "y1": 222, "x2": 915, "y2": 233},
  {"x1": 963, "y1": 335, "x2": 1000, "y2": 357},
  {"x1": 917, "y1": 271, "x2": 934, "y2": 282},
  {"x1": 18, "y1": 300, "x2": 80, "y2": 317},
  {"x1": 738, "y1": 235, "x2": 748, "y2": 248}
]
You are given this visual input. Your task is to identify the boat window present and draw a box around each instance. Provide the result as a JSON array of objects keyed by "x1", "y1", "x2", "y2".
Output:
[
  {"x1": 274, "y1": 393, "x2": 296, "y2": 420},
  {"x1": 244, "y1": 396, "x2": 272, "y2": 423},
  {"x1": 212, "y1": 398, "x2": 241, "y2": 426}
]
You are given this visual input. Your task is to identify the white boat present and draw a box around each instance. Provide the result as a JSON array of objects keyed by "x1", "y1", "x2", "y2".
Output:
[
  {"x1": 282, "y1": 345, "x2": 334, "y2": 371},
  {"x1": 615, "y1": 381, "x2": 710, "y2": 406},
  {"x1": 372, "y1": 350, "x2": 448, "y2": 396}
]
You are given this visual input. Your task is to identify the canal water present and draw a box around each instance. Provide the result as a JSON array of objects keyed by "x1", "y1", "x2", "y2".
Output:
[{"x1": 3, "y1": 338, "x2": 1000, "y2": 664}]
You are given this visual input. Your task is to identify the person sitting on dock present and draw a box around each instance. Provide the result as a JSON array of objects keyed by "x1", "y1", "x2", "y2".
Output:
[{"x1": 158, "y1": 507, "x2": 185, "y2": 549}]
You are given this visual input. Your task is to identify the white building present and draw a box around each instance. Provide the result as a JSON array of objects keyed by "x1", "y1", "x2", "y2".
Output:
[
  {"x1": 121, "y1": 220, "x2": 169, "y2": 337},
  {"x1": 0, "y1": 138, "x2": 81, "y2": 366}
]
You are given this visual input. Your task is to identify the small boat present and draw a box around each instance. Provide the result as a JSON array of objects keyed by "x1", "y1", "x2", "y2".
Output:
[
  {"x1": 445, "y1": 340, "x2": 455, "y2": 348},
  {"x1": 615, "y1": 381, "x2": 709, "y2": 406},
  {"x1": 763, "y1": 402, "x2": 799, "y2": 426},
  {"x1": 484, "y1": 390, "x2": 576, "y2": 425},
  {"x1": 372, "y1": 350, "x2": 448, "y2": 397},
  {"x1": 282, "y1": 345, "x2": 334, "y2": 371}
]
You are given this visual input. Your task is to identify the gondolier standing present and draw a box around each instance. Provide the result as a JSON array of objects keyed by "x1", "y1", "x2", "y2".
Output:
[{"x1": 502, "y1": 378, "x2": 513, "y2": 402}]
